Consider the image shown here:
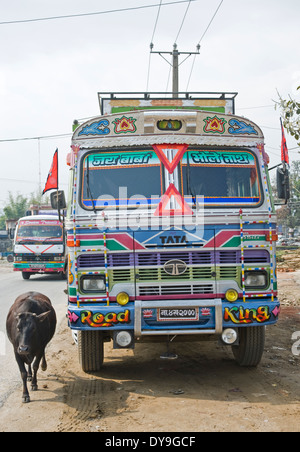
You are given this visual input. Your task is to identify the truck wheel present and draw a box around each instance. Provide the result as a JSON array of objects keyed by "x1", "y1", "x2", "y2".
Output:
[
  {"x1": 22, "y1": 272, "x2": 30, "y2": 280},
  {"x1": 78, "y1": 330, "x2": 104, "y2": 373},
  {"x1": 232, "y1": 326, "x2": 265, "y2": 367}
]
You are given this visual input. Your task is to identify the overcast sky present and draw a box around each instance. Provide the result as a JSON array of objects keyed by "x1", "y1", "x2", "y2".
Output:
[{"x1": 0, "y1": 0, "x2": 299, "y2": 210}]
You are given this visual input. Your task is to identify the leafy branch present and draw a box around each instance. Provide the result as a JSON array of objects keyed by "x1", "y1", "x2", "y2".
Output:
[{"x1": 275, "y1": 86, "x2": 300, "y2": 144}]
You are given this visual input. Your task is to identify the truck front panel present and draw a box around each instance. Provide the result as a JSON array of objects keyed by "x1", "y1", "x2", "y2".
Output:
[{"x1": 65, "y1": 101, "x2": 281, "y2": 369}]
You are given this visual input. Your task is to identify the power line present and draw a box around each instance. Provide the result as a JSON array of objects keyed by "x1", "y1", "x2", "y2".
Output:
[
  {"x1": 0, "y1": 124, "x2": 297, "y2": 146},
  {"x1": 0, "y1": 177, "x2": 40, "y2": 185},
  {"x1": 0, "y1": 1, "x2": 198, "y2": 26},
  {"x1": 146, "y1": 0, "x2": 163, "y2": 92},
  {"x1": 196, "y1": 0, "x2": 224, "y2": 46},
  {"x1": 0, "y1": 133, "x2": 72, "y2": 143},
  {"x1": 186, "y1": 0, "x2": 224, "y2": 90},
  {"x1": 174, "y1": 0, "x2": 192, "y2": 43},
  {"x1": 147, "y1": 0, "x2": 192, "y2": 91},
  {"x1": 238, "y1": 105, "x2": 274, "y2": 111},
  {"x1": 0, "y1": 176, "x2": 68, "y2": 186},
  {"x1": 150, "y1": 0, "x2": 163, "y2": 44},
  {"x1": 165, "y1": 0, "x2": 193, "y2": 91}
]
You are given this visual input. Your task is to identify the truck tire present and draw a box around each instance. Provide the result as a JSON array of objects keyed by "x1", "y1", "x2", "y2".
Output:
[
  {"x1": 232, "y1": 326, "x2": 265, "y2": 367},
  {"x1": 22, "y1": 272, "x2": 30, "y2": 280},
  {"x1": 78, "y1": 330, "x2": 104, "y2": 373}
]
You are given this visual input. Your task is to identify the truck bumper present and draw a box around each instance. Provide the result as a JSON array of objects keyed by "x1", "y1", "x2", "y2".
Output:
[
  {"x1": 67, "y1": 298, "x2": 280, "y2": 337},
  {"x1": 14, "y1": 263, "x2": 64, "y2": 272}
]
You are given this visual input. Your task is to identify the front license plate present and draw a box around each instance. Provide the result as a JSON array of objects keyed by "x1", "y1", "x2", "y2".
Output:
[
  {"x1": 29, "y1": 264, "x2": 45, "y2": 268},
  {"x1": 158, "y1": 308, "x2": 199, "y2": 322}
]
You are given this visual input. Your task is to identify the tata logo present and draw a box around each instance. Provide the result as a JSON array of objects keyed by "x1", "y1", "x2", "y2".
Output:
[
  {"x1": 163, "y1": 259, "x2": 188, "y2": 276},
  {"x1": 160, "y1": 235, "x2": 187, "y2": 245}
]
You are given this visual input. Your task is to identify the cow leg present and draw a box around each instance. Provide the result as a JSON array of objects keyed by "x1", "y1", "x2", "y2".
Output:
[
  {"x1": 27, "y1": 364, "x2": 33, "y2": 382},
  {"x1": 31, "y1": 352, "x2": 44, "y2": 391},
  {"x1": 41, "y1": 353, "x2": 47, "y2": 372},
  {"x1": 15, "y1": 353, "x2": 30, "y2": 403}
]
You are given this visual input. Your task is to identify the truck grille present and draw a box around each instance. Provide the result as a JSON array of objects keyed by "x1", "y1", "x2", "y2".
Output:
[
  {"x1": 77, "y1": 249, "x2": 269, "y2": 269},
  {"x1": 138, "y1": 284, "x2": 214, "y2": 297},
  {"x1": 20, "y1": 254, "x2": 56, "y2": 262},
  {"x1": 137, "y1": 267, "x2": 213, "y2": 281},
  {"x1": 77, "y1": 249, "x2": 268, "y2": 297}
]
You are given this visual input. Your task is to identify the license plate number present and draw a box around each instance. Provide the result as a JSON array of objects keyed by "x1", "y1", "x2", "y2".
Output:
[{"x1": 158, "y1": 308, "x2": 199, "y2": 321}]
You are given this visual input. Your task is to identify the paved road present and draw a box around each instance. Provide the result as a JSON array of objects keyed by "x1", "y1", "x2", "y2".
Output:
[{"x1": 0, "y1": 263, "x2": 67, "y2": 407}]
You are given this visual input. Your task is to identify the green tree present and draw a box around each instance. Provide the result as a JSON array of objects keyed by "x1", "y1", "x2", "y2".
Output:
[
  {"x1": 2, "y1": 192, "x2": 29, "y2": 221},
  {"x1": 27, "y1": 190, "x2": 49, "y2": 208},
  {"x1": 276, "y1": 161, "x2": 300, "y2": 232},
  {"x1": 276, "y1": 86, "x2": 300, "y2": 145},
  {"x1": 0, "y1": 190, "x2": 51, "y2": 230},
  {"x1": 0, "y1": 192, "x2": 29, "y2": 231}
]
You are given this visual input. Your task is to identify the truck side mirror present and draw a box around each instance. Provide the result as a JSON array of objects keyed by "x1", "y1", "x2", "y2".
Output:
[
  {"x1": 50, "y1": 190, "x2": 66, "y2": 210},
  {"x1": 277, "y1": 167, "x2": 290, "y2": 203}
]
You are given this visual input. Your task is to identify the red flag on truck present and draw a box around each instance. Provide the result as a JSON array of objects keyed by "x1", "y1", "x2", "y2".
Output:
[
  {"x1": 280, "y1": 118, "x2": 289, "y2": 165},
  {"x1": 42, "y1": 149, "x2": 58, "y2": 194}
]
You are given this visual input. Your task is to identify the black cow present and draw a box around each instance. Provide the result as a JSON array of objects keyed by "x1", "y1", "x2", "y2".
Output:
[{"x1": 6, "y1": 292, "x2": 57, "y2": 403}]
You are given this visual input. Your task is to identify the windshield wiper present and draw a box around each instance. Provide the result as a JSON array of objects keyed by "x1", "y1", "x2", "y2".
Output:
[
  {"x1": 42, "y1": 236, "x2": 63, "y2": 243},
  {"x1": 186, "y1": 152, "x2": 196, "y2": 207},
  {"x1": 17, "y1": 239, "x2": 41, "y2": 244},
  {"x1": 86, "y1": 157, "x2": 97, "y2": 214}
]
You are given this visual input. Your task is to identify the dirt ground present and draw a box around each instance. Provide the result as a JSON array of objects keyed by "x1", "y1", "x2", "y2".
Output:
[{"x1": 0, "y1": 271, "x2": 299, "y2": 433}]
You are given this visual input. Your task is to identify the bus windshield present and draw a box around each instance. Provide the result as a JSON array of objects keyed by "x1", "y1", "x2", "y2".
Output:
[
  {"x1": 16, "y1": 220, "x2": 63, "y2": 243},
  {"x1": 181, "y1": 149, "x2": 261, "y2": 206},
  {"x1": 81, "y1": 149, "x2": 162, "y2": 209}
]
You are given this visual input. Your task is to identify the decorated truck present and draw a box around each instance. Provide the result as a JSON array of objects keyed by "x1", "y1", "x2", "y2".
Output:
[
  {"x1": 13, "y1": 215, "x2": 65, "y2": 279},
  {"x1": 63, "y1": 92, "x2": 286, "y2": 372}
]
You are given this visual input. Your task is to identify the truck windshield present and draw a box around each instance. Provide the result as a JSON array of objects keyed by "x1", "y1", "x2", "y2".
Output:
[
  {"x1": 81, "y1": 150, "x2": 162, "y2": 209},
  {"x1": 17, "y1": 222, "x2": 63, "y2": 242},
  {"x1": 181, "y1": 149, "x2": 261, "y2": 206}
]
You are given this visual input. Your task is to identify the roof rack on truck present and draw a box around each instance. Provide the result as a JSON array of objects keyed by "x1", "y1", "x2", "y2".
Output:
[{"x1": 98, "y1": 91, "x2": 238, "y2": 115}]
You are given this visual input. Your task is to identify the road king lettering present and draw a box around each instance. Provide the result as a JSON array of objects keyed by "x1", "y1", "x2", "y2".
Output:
[
  {"x1": 66, "y1": 92, "x2": 282, "y2": 372},
  {"x1": 224, "y1": 306, "x2": 271, "y2": 324},
  {"x1": 81, "y1": 310, "x2": 130, "y2": 328}
]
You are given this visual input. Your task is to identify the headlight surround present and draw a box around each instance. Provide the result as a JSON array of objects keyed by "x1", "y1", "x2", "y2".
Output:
[
  {"x1": 81, "y1": 275, "x2": 106, "y2": 293},
  {"x1": 244, "y1": 271, "x2": 268, "y2": 289}
]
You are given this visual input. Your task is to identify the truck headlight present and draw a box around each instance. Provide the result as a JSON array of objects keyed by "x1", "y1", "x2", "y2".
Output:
[
  {"x1": 244, "y1": 271, "x2": 268, "y2": 289},
  {"x1": 225, "y1": 289, "x2": 238, "y2": 303},
  {"x1": 81, "y1": 275, "x2": 106, "y2": 293},
  {"x1": 117, "y1": 292, "x2": 130, "y2": 306}
]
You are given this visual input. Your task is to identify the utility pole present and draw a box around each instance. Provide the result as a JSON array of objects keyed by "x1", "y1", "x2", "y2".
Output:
[{"x1": 150, "y1": 43, "x2": 200, "y2": 97}]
